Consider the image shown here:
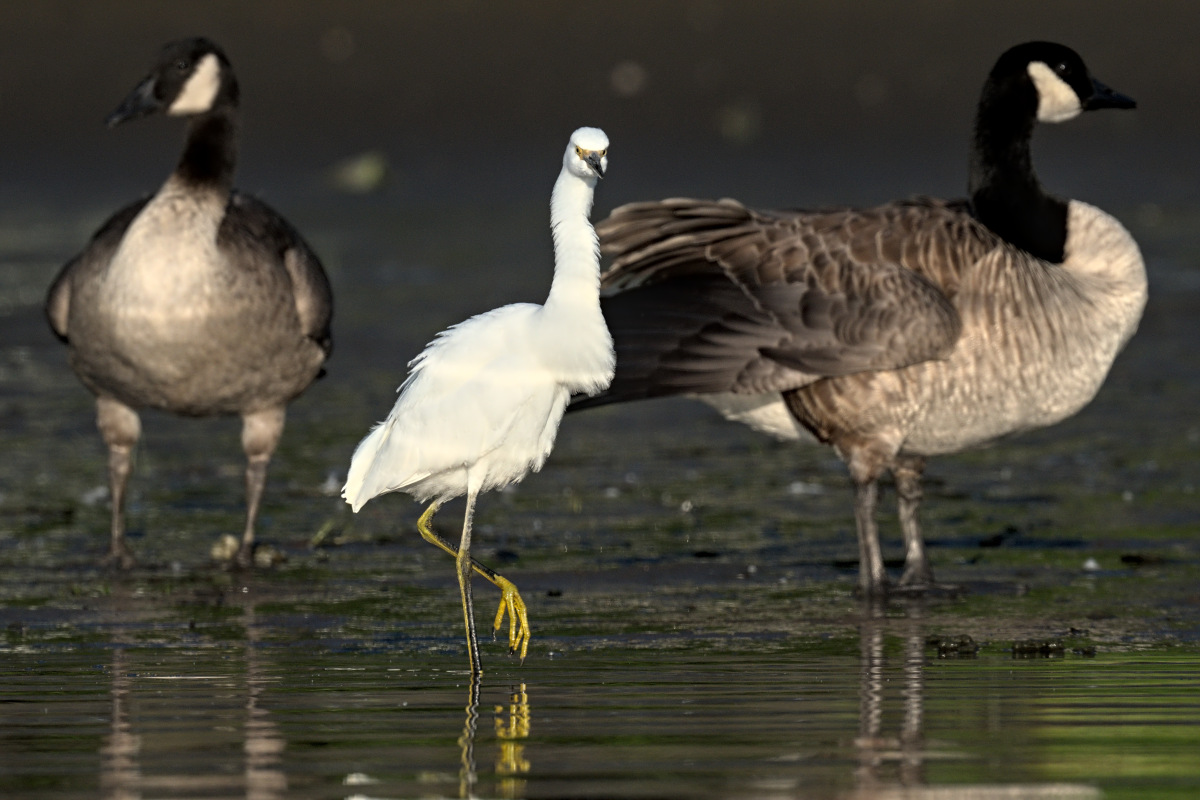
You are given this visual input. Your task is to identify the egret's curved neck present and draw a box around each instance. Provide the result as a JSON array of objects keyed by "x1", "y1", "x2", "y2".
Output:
[{"x1": 545, "y1": 168, "x2": 600, "y2": 311}]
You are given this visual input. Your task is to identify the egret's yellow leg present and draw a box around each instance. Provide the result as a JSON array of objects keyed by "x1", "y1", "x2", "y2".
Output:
[
  {"x1": 456, "y1": 490, "x2": 481, "y2": 675},
  {"x1": 418, "y1": 502, "x2": 531, "y2": 661}
]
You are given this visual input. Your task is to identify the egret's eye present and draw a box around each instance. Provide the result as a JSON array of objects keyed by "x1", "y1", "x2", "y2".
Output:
[
  {"x1": 596, "y1": 149, "x2": 606, "y2": 158},
  {"x1": 575, "y1": 146, "x2": 585, "y2": 158}
]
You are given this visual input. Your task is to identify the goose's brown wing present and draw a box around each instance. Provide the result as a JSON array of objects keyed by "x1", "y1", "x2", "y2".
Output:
[{"x1": 576, "y1": 196, "x2": 991, "y2": 408}]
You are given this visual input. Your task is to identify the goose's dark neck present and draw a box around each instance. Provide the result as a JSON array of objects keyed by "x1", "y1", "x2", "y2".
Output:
[
  {"x1": 968, "y1": 86, "x2": 1068, "y2": 264},
  {"x1": 175, "y1": 107, "x2": 238, "y2": 191}
]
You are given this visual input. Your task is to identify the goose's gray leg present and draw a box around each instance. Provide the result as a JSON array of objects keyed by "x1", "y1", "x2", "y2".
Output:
[
  {"x1": 96, "y1": 396, "x2": 141, "y2": 569},
  {"x1": 894, "y1": 456, "x2": 934, "y2": 589},
  {"x1": 844, "y1": 443, "x2": 891, "y2": 596},
  {"x1": 238, "y1": 407, "x2": 286, "y2": 568},
  {"x1": 852, "y1": 478, "x2": 887, "y2": 596}
]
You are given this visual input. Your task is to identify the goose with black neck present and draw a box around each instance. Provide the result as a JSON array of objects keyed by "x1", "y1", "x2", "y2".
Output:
[
  {"x1": 45, "y1": 38, "x2": 333, "y2": 569},
  {"x1": 574, "y1": 42, "x2": 1144, "y2": 596}
]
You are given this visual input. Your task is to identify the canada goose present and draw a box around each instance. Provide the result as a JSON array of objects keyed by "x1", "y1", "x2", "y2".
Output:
[
  {"x1": 343, "y1": 128, "x2": 613, "y2": 674},
  {"x1": 573, "y1": 42, "x2": 1144, "y2": 595},
  {"x1": 45, "y1": 38, "x2": 333, "y2": 568}
]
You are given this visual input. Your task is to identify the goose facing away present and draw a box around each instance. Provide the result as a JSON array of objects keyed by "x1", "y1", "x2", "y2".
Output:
[
  {"x1": 45, "y1": 38, "x2": 333, "y2": 568},
  {"x1": 342, "y1": 128, "x2": 613, "y2": 675},
  {"x1": 573, "y1": 42, "x2": 1144, "y2": 595}
]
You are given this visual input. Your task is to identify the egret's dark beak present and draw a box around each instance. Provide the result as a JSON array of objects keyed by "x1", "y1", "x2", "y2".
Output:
[
  {"x1": 585, "y1": 152, "x2": 605, "y2": 178},
  {"x1": 1084, "y1": 77, "x2": 1136, "y2": 111},
  {"x1": 105, "y1": 75, "x2": 163, "y2": 128}
]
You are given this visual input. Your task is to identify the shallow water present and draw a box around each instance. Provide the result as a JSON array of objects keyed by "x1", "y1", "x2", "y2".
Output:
[
  {"x1": 4, "y1": 607, "x2": 1200, "y2": 799},
  {"x1": 3, "y1": 193, "x2": 1200, "y2": 798}
]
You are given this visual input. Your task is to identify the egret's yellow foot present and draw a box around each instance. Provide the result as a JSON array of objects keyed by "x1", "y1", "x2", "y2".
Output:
[
  {"x1": 418, "y1": 501, "x2": 532, "y2": 661},
  {"x1": 490, "y1": 575, "x2": 531, "y2": 661},
  {"x1": 494, "y1": 682, "x2": 531, "y2": 790}
]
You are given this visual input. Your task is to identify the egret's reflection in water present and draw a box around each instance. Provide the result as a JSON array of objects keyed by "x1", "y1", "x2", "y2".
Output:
[
  {"x1": 458, "y1": 674, "x2": 480, "y2": 797},
  {"x1": 494, "y1": 683, "x2": 531, "y2": 798},
  {"x1": 456, "y1": 676, "x2": 531, "y2": 799}
]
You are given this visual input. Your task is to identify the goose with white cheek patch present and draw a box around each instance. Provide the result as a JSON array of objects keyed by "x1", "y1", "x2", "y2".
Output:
[
  {"x1": 573, "y1": 42, "x2": 1143, "y2": 596},
  {"x1": 342, "y1": 128, "x2": 613, "y2": 675},
  {"x1": 45, "y1": 38, "x2": 333, "y2": 569}
]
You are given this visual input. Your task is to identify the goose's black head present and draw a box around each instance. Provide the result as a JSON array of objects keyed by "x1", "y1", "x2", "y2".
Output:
[
  {"x1": 106, "y1": 37, "x2": 239, "y2": 128},
  {"x1": 969, "y1": 42, "x2": 1134, "y2": 264},
  {"x1": 985, "y1": 41, "x2": 1135, "y2": 127}
]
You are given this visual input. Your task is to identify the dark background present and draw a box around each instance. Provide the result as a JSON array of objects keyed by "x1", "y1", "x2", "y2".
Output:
[{"x1": 0, "y1": 1, "x2": 1191, "y2": 213}]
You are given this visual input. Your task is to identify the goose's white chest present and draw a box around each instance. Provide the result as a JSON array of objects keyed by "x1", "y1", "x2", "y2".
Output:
[
  {"x1": 102, "y1": 184, "x2": 226, "y2": 320},
  {"x1": 904, "y1": 201, "x2": 1146, "y2": 454}
]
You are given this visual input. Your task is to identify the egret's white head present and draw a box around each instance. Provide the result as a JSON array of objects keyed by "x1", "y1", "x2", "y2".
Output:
[{"x1": 564, "y1": 127, "x2": 609, "y2": 181}]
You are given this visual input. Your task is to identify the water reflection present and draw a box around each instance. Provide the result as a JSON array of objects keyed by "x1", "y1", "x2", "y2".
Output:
[
  {"x1": 853, "y1": 600, "x2": 927, "y2": 796},
  {"x1": 243, "y1": 606, "x2": 287, "y2": 800},
  {"x1": 6, "y1": 607, "x2": 1195, "y2": 798},
  {"x1": 91, "y1": 594, "x2": 534, "y2": 799},
  {"x1": 99, "y1": 587, "x2": 140, "y2": 800},
  {"x1": 848, "y1": 601, "x2": 1104, "y2": 800},
  {"x1": 99, "y1": 648, "x2": 139, "y2": 800},
  {"x1": 458, "y1": 675, "x2": 480, "y2": 798},
  {"x1": 457, "y1": 676, "x2": 532, "y2": 799},
  {"x1": 494, "y1": 683, "x2": 531, "y2": 798},
  {"x1": 99, "y1": 600, "x2": 286, "y2": 800}
]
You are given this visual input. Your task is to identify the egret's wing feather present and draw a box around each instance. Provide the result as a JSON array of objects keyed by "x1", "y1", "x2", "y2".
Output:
[{"x1": 343, "y1": 304, "x2": 562, "y2": 508}]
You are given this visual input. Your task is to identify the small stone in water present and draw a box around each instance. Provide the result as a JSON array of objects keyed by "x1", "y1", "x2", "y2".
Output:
[{"x1": 210, "y1": 534, "x2": 239, "y2": 561}]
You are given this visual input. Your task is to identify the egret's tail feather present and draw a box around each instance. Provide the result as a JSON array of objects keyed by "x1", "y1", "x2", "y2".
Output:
[{"x1": 342, "y1": 420, "x2": 390, "y2": 512}]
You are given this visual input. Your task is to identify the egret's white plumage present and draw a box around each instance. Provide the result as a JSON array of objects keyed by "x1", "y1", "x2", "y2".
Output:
[{"x1": 343, "y1": 127, "x2": 613, "y2": 674}]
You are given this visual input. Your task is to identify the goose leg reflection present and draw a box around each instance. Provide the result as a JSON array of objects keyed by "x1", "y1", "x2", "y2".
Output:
[
  {"x1": 243, "y1": 603, "x2": 287, "y2": 800},
  {"x1": 900, "y1": 607, "x2": 926, "y2": 786},
  {"x1": 853, "y1": 599, "x2": 929, "y2": 794},
  {"x1": 417, "y1": 501, "x2": 531, "y2": 661},
  {"x1": 100, "y1": 647, "x2": 141, "y2": 799},
  {"x1": 855, "y1": 600, "x2": 886, "y2": 790}
]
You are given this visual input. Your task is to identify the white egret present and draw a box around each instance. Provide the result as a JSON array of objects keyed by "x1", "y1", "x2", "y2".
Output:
[{"x1": 343, "y1": 127, "x2": 614, "y2": 674}]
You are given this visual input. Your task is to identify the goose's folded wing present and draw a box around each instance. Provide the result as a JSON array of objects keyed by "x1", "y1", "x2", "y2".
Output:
[{"x1": 223, "y1": 192, "x2": 334, "y2": 356}]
